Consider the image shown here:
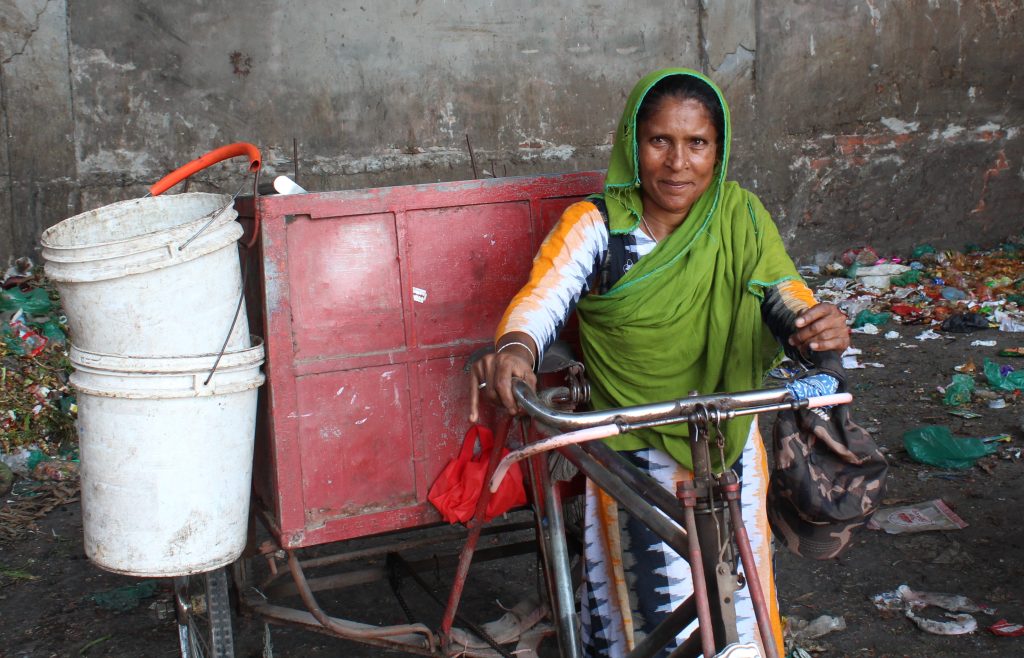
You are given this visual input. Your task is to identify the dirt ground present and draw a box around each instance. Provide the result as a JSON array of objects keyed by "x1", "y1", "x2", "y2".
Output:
[{"x1": 2, "y1": 324, "x2": 1023, "y2": 658}]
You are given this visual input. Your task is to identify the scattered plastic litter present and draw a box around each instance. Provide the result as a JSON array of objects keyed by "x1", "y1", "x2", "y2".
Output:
[
  {"x1": 872, "y1": 584, "x2": 992, "y2": 636},
  {"x1": 851, "y1": 311, "x2": 892, "y2": 327},
  {"x1": 998, "y1": 347, "x2": 1024, "y2": 357},
  {"x1": 867, "y1": 499, "x2": 968, "y2": 534},
  {"x1": 903, "y1": 425, "x2": 1001, "y2": 469},
  {"x1": 89, "y1": 580, "x2": 159, "y2": 612},
  {"x1": 947, "y1": 409, "x2": 982, "y2": 419},
  {"x1": 941, "y1": 374, "x2": 975, "y2": 406},
  {"x1": 0, "y1": 267, "x2": 77, "y2": 478},
  {"x1": 805, "y1": 241, "x2": 1024, "y2": 340},
  {"x1": 917, "y1": 329, "x2": 942, "y2": 340},
  {"x1": 784, "y1": 614, "x2": 847, "y2": 654},
  {"x1": 884, "y1": 330, "x2": 900, "y2": 339},
  {"x1": 5, "y1": 314, "x2": 47, "y2": 357},
  {"x1": 941, "y1": 312, "x2": 991, "y2": 333},
  {"x1": 988, "y1": 398, "x2": 1007, "y2": 409},
  {"x1": 841, "y1": 246, "x2": 879, "y2": 268},
  {"x1": 0, "y1": 446, "x2": 47, "y2": 477},
  {"x1": 989, "y1": 619, "x2": 1024, "y2": 637},
  {"x1": 856, "y1": 263, "x2": 909, "y2": 290},
  {"x1": 31, "y1": 457, "x2": 79, "y2": 481},
  {"x1": 995, "y1": 310, "x2": 1024, "y2": 332},
  {"x1": 984, "y1": 358, "x2": 1024, "y2": 392},
  {"x1": 851, "y1": 323, "x2": 880, "y2": 335},
  {"x1": 954, "y1": 358, "x2": 977, "y2": 373}
]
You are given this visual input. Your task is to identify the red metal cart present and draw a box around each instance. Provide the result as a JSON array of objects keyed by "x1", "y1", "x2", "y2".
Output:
[{"x1": 236, "y1": 172, "x2": 602, "y2": 658}]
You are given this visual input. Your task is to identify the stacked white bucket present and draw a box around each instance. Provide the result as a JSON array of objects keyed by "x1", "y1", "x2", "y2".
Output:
[{"x1": 41, "y1": 193, "x2": 265, "y2": 577}]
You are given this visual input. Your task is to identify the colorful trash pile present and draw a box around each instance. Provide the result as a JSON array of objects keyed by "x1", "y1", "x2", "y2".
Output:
[
  {"x1": 0, "y1": 257, "x2": 79, "y2": 488},
  {"x1": 807, "y1": 240, "x2": 1024, "y2": 333}
]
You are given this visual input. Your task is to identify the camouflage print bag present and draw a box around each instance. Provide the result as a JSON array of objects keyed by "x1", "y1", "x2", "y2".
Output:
[{"x1": 767, "y1": 394, "x2": 889, "y2": 560}]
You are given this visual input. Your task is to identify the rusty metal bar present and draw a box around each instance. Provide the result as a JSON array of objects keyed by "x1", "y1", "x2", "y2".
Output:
[
  {"x1": 722, "y1": 473, "x2": 780, "y2": 658},
  {"x1": 245, "y1": 598, "x2": 436, "y2": 656},
  {"x1": 286, "y1": 551, "x2": 437, "y2": 648},
  {"x1": 295, "y1": 520, "x2": 534, "y2": 571},
  {"x1": 264, "y1": 538, "x2": 536, "y2": 600},
  {"x1": 677, "y1": 480, "x2": 716, "y2": 658},
  {"x1": 389, "y1": 552, "x2": 514, "y2": 658}
]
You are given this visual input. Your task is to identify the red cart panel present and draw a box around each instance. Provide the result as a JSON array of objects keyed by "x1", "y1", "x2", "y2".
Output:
[{"x1": 252, "y1": 172, "x2": 604, "y2": 548}]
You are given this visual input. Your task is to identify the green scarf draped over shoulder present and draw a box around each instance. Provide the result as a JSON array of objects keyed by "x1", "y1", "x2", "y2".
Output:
[{"x1": 576, "y1": 68, "x2": 801, "y2": 471}]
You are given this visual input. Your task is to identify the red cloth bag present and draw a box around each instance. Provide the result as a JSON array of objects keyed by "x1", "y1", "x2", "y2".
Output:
[{"x1": 428, "y1": 425, "x2": 526, "y2": 524}]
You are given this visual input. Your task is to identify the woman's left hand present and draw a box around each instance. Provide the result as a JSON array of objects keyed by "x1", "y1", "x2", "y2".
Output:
[{"x1": 789, "y1": 302, "x2": 850, "y2": 353}]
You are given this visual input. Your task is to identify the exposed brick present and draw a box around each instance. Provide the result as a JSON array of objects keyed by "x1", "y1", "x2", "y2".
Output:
[
  {"x1": 835, "y1": 133, "x2": 913, "y2": 156},
  {"x1": 809, "y1": 157, "x2": 833, "y2": 172},
  {"x1": 970, "y1": 149, "x2": 1010, "y2": 215}
]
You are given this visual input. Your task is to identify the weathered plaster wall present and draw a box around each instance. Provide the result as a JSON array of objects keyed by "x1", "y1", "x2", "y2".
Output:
[
  {"x1": 1, "y1": 0, "x2": 1021, "y2": 264},
  {"x1": 754, "y1": 0, "x2": 1023, "y2": 259}
]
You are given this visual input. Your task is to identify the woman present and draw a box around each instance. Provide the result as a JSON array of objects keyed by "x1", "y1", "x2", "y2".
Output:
[{"x1": 470, "y1": 68, "x2": 848, "y2": 657}]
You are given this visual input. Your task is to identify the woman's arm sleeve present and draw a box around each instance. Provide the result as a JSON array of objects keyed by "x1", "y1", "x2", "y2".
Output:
[
  {"x1": 496, "y1": 201, "x2": 607, "y2": 366},
  {"x1": 760, "y1": 279, "x2": 819, "y2": 365}
]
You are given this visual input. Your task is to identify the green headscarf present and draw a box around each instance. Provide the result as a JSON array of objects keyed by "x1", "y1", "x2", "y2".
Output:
[{"x1": 575, "y1": 68, "x2": 802, "y2": 471}]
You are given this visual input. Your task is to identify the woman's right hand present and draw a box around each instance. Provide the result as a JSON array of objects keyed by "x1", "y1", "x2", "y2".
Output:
[{"x1": 469, "y1": 340, "x2": 537, "y2": 423}]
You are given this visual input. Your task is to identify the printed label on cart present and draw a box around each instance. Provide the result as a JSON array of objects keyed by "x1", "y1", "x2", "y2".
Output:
[{"x1": 412, "y1": 287, "x2": 428, "y2": 303}]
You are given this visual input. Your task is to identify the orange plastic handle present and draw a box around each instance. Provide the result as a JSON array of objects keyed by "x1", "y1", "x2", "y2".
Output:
[{"x1": 149, "y1": 142, "x2": 261, "y2": 196}]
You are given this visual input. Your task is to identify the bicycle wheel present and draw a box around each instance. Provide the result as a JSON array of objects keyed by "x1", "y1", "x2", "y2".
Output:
[{"x1": 175, "y1": 567, "x2": 235, "y2": 658}]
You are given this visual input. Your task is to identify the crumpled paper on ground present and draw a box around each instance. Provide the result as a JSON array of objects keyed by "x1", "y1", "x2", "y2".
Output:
[{"x1": 872, "y1": 584, "x2": 994, "y2": 635}]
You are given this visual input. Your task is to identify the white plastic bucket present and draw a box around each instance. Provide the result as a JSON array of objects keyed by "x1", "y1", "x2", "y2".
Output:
[
  {"x1": 40, "y1": 193, "x2": 250, "y2": 356},
  {"x1": 70, "y1": 341, "x2": 265, "y2": 577}
]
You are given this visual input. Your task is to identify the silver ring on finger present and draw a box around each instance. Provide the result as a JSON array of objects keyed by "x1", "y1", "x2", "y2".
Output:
[{"x1": 478, "y1": 381, "x2": 488, "y2": 390}]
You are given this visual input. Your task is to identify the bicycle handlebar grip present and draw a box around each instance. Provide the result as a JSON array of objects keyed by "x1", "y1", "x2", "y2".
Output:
[{"x1": 806, "y1": 393, "x2": 853, "y2": 408}]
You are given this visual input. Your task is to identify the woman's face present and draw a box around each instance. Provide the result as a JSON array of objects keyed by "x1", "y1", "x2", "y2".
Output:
[{"x1": 636, "y1": 96, "x2": 719, "y2": 223}]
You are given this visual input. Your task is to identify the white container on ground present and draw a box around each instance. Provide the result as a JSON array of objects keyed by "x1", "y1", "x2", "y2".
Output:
[
  {"x1": 41, "y1": 193, "x2": 250, "y2": 356},
  {"x1": 70, "y1": 341, "x2": 265, "y2": 577}
]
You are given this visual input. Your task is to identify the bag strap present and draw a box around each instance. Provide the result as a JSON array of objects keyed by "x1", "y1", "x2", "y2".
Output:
[
  {"x1": 459, "y1": 424, "x2": 494, "y2": 460},
  {"x1": 588, "y1": 196, "x2": 635, "y2": 295}
]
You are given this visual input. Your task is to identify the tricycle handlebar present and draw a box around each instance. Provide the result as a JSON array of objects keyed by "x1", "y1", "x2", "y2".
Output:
[{"x1": 488, "y1": 379, "x2": 851, "y2": 493}]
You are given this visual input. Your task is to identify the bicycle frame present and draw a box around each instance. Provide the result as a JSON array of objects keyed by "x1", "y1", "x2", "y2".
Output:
[{"x1": 501, "y1": 378, "x2": 851, "y2": 658}]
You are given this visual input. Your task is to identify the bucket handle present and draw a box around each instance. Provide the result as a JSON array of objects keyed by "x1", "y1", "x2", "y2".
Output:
[{"x1": 148, "y1": 143, "x2": 261, "y2": 196}]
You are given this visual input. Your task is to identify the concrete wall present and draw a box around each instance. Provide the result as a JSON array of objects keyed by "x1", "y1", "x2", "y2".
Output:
[{"x1": 1, "y1": 0, "x2": 1021, "y2": 265}]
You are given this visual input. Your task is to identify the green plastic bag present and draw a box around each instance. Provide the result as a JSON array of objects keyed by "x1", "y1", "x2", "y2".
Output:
[
  {"x1": 911, "y1": 244, "x2": 936, "y2": 259},
  {"x1": 942, "y1": 373, "x2": 975, "y2": 406},
  {"x1": 37, "y1": 320, "x2": 66, "y2": 345},
  {"x1": 89, "y1": 580, "x2": 159, "y2": 612},
  {"x1": 0, "y1": 288, "x2": 52, "y2": 315},
  {"x1": 983, "y1": 358, "x2": 1024, "y2": 392},
  {"x1": 852, "y1": 310, "x2": 892, "y2": 328},
  {"x1": 903, "y1": 425, "x2": 998, "y2": 470},
  {"x1": 891, "y1": 270, "x2": 922, "y2": 287}
]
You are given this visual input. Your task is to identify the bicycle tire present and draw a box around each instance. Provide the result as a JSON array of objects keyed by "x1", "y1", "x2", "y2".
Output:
[{"x1": 176, "y1": 567, "x2": 235, "y2": 658}]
